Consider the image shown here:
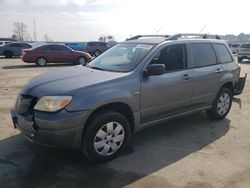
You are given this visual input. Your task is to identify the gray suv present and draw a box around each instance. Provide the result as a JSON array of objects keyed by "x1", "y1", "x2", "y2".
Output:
[
  {"x1": 11, "y1": 34, "x2": 246, "y2": 162},
  {"x1": 237, "y1": 43, "x2": 250, "y2": 62}
]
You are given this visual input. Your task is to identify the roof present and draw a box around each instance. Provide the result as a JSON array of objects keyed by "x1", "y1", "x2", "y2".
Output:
[
  {"x1": 122, "y1": 37, "x2": 166, "y2": 44},
  {"x1": 122, "y1": 33, "x2": 224, "y2": 45}
]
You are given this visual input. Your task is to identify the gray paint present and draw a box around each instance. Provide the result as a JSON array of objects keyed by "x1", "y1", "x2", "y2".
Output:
[{"x1": 11, "y1": 38, "x2": 242, "y2": 149}]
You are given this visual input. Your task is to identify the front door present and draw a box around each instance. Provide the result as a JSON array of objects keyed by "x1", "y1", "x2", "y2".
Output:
[{"x1": 140, "y1": 44, "x2": 193, "y2": 123}]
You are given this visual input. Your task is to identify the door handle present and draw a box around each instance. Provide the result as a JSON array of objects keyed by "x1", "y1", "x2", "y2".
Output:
[
  {"x1": 215, "y1": 68, "x2": 223, "y2": 73},
  {"x1": 181, "y1": 74, "x2": 191, "y2": 80}
]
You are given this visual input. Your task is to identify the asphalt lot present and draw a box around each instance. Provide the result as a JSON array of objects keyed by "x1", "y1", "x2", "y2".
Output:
[{"x1": 0, "y1": 58, "x2": 250, "y2": 188}]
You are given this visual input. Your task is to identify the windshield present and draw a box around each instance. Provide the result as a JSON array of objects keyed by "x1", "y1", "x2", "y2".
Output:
[{"x1": 87, "y1": 43, "x2": 154, "y2": 72}]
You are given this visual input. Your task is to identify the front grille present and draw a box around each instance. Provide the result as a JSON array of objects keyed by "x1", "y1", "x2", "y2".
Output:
[{"x1": 16, "y1": 94, "x2": 37, "y2": 114}]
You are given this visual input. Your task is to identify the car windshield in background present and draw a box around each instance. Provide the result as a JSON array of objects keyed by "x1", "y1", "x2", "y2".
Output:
[{"x1": 87, "y1": 43, "x2": 154, "y2": 72}]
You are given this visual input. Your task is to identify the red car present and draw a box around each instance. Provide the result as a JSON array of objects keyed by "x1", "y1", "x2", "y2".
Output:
[{"x1": 21, "y1": 44, "x2": 92, "y2": 66}]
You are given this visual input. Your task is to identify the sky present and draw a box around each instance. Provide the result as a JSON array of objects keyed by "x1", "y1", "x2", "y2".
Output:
[{"x1": 0, "y1": 0, "x2": 249, "y2": 42}]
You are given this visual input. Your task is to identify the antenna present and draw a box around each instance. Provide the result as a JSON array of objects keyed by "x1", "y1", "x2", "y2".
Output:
[
  {"x1": 33, "y1": 17, "x2": 37, "y2": 41},
  {"x1": 153, "y1": 27, "x2": 162, "y2": 35},
  {"x1": 199, "y1": 25, "x2": 207, "y2": 33}
]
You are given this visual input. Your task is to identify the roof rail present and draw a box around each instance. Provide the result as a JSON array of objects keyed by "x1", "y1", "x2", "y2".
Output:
[
  {"x1": 126, "y1": 35, "x2": 169, "y2": 41},
  {"x1": 166, "y1": 33, "x2": 222, "y2": 40}
]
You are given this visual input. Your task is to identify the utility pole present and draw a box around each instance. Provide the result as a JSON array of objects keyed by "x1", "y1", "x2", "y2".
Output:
[{"x1": 33, "y1": 17, "x2": 37, "y2": 41}]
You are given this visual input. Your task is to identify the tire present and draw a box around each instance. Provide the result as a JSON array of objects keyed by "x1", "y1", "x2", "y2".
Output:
[
  {"x1": 93, "y1": 50, "x2": 101, "y2": 57},
  {"x1": 206, "y1": 87, "x2": 233, "y2": 120},
  {"x1": 77, "y1": 56, "x2": 87, "y2": 65},
  {"x1": 4, "y1": 51, "x2": 13, "y2": 58},
  {"x1": 36, "y1": 57, "x2": 47, "y2": 67},
  {"x1": 238, "y1": 57, "x2": 243, "y2": 62},
  {"x1": 83, "y1": 111, "x2": 131, "y2": 162}
]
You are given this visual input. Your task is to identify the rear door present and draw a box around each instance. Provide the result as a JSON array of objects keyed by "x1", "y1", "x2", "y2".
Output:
[
  {"x1": 140, "y1": 43, "x2": 193, "y2": 123},
  {"x1": 188, "y1": 43, "x2": 223, "y2": 106}
]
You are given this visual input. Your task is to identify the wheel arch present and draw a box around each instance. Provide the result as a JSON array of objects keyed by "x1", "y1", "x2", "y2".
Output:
[
  {"x1": 221, "y1": 81, "x2": 234, "y2": 93},
  {"x1": 83, "y1": 102, "x2": 135, "y2": 136}
]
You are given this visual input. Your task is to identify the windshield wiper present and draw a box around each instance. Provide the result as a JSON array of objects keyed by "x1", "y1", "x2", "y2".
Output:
[{"x1": 88, "y1": 66, "x2": 105, "y2": 71}]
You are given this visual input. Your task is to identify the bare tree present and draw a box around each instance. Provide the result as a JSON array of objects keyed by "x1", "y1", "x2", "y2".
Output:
[
  {"x1": 13, "y1": 22, "x2": 30, "y2": 42},
  {"x1": 98, "y1": 35, "x2": 115, "y2": 42},
  {"x1": 44, "y1": 34, "x2": 53, "y2": 42}
]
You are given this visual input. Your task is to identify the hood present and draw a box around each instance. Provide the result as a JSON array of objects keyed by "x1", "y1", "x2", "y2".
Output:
[{"x1": 21, "y1": 65, "x2": 127, "y2": 97}]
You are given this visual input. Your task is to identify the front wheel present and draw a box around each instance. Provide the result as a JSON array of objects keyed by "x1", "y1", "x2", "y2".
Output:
[
  {"x1": 206, "y1": 87, "x2": 232, "y2": 120},
  {"x1": 83, "y1": 111, "x2": 131, "y2": 162}
]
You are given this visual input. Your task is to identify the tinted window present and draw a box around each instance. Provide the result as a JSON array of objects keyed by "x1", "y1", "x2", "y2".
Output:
[
  {"x1": 213, "y1": 44, "x2": 233, "y2": 63},
  {"x1": 87, "y1": 42, "x2": 96, "y2": 46},
  {"x1": 21, "y1": 43, "x2": 31, "y2": 48},
  {"x1": 43, "y1": 45, "x2": 58, "y2": 51},
  {"x1": 0, "y1": 42, "x2": 2, "y2": 45},
  {"x1": 99, "y1": 43, "x2": 107, "y2": 47},
  {"x1": 239, "y1": 43, "x2": 250, "y2": 48},
  {"x1": 151, "y1": 44, "x2": 186, "y2": 71},
  {"x1": 231, "y1": 44, "x2": 240, "y2": 47},
  {"x1": 189, "y1": 43, "x2": 216, "y2": 67},
  {"x1": 57, "y1": 45, "x2": 71, "y2": 52},
  {"x1": 10, "y1": 43, "x2": 22, "y2": 47}
]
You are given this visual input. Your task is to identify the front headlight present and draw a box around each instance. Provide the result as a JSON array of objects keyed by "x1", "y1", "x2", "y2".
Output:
[{"x1": 34, "y1": 96, "x2": 72, "y2": 112}]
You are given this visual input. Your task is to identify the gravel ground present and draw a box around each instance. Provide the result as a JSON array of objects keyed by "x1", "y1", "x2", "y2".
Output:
[{"x1": 0, "y1": 58, "x2": 250, "y2": 188}]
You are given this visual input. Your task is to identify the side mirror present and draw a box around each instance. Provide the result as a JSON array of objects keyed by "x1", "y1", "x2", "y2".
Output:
[{"x1": 144, "y1": 64, "x2": 165, "y2": 76}]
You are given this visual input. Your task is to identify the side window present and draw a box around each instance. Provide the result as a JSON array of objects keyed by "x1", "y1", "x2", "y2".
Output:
[
  {"x1": 10, "y1": 43, "x2": 21, "y2": 47},
  {"x1": 21, "y1": 43, "x2": 31, "y2": 48},
  {"x1": 189, "y1": 43, "x2": 216, "y2": 68},
  {"x1": 57, "y1": 46, "x2": 71, "y2": 52},
  {"x1": 99, "y1": 43, "x2": 107, "y2": 47},
  {"x1": 43, "y1": 45, "x2": 58, "y2": 51},
  {"x1": 151, "y1": 44, "x2": 186, "y2": 72},
  {"x1": 213, "y1": 44, "x2": 233, "y2": 63}
]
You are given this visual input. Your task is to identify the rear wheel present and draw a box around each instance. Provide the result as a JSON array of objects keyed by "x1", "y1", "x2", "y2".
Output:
[
  {"x1": 36, "y1": 57, "x2": 47, "y2": 66},
  {"x1": 4, "y1": 51, "x2": 13, "y2": 58},
  {"x1": 206, "y1": 87, "x2": 232, "y2": 120},
  {"x1": 83, "y1": 111, "x2": 131, "y2": 162},
  {"x1": 93, "y1": 50, "x2": 101, "y2": 57},
  {"x1": 78, "y1": 56, "x2": 87, "y2": 65}
]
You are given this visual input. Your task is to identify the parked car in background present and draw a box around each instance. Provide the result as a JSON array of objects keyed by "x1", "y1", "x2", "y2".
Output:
[
  {"x1": 0, "y1": 42, "x2": 32, "y2": 58},
  {"x1": 85, "y1": 41, "x2": 112, "y2": 57},
  {"x1": 0, "y1": 41, "x2": 13, "y2": 47},
  {"x1": 65, "y1": 42, "x2": 86, "y2": 51},
  {"x1": 237, "y1": 43, "x2": 250, "y2": 62},
  {"x1": 229, "y1": 43, "x2": 241, "y2": 54},
  {"x1": 21, "y1": 44, "x2": 91, "y2": 66},
  {"x1": 11, "y1": 34, "x2": 246, "y2": 162}
]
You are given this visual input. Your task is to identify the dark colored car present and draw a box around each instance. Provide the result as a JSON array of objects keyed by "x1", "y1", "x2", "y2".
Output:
[
  {"x1": 0, "y1": 42, "x2": 32, "y2": 58},
  {"x1": 85, "y1": 41, "x2": 112, "y2": 57},
  {"x1": 11, "y1": 34, "x2": 246, "y2": 162},
  {"x1": 65, "y1": 42, "x2": 86, "y2": 51},
  {"x1": 21, "y1": 44, "x2": 92, "y2": 66}
]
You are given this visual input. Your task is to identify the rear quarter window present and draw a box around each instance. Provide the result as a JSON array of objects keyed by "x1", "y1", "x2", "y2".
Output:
[
  {"x1": 213, "y1": 44, "x2": 233, "y2": 63},
  {"x1": 189, "y1": 43, "x2": 217, "y2": 68}
]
